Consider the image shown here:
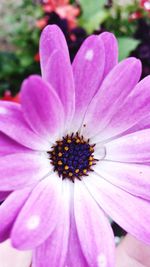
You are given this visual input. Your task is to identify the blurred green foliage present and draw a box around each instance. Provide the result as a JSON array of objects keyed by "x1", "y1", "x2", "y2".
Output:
[
  {"x1": 0, "y1": 0, "x2": 43, "y2": 96},
  {"x1": 79, "y1": 0, "x2": 108, "y2": 33},
  {"x1": 118, "y1": 37, "x2": 140, "y2": 61},
  {"x1": 79, "y1": 0, "x2": 142, "y2": 62}
]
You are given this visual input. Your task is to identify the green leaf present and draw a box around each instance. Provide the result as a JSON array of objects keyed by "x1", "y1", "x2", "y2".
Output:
[
  {"x1": 118, "y1": 37, "x2": 140, "y2": 61},
  {"x1": 19, "y1": 56, "x2": 33, "y2": 67},
  {"x1": 79, "y1": 0, "x2": 108, "y2": 33}
]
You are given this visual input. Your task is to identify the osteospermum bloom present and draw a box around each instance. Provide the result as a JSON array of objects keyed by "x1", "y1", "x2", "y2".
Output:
[
  {"x1": 1, "y1": 25, "x2": 150, "y2": 267},
  {"x1": 1, "y1": 91, "x2": 20, "y2": 103},
  {"x1": 140, "y1": 0, "x2": 150, "y2": 11},
  {"x1": 42, "y1": 0, "x2": 80, "y2": 29}
]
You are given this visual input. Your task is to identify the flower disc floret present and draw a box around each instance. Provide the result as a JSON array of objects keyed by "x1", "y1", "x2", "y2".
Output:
[{"x1": 49, "y1": 133, "x2": 97, "y2": 182}]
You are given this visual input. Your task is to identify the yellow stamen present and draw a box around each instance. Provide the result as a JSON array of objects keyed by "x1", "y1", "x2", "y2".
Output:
[{"x1": 64, "y1": 165, "x2": 69, "y2": 170}]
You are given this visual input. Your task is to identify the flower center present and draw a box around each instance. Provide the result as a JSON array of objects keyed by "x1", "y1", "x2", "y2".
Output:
[{"x1": 48, "y1": 133, "x2": 98, "y2": 182}]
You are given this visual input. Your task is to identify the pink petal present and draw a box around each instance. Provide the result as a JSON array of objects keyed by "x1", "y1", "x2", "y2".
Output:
[
  {"x1": 0, "y1": 101, "x2": 50, "y2": 151},
  {"x1": 99, "y1": 74, "x2": 150, "y2": 142},
  {"x1": 43, "y1": 50, "x2": 75, "y2": 129},
  {"x1": 92, "y1": 75, "x2": 150, "y2": 143},
  {"x1": 32, "y1": 180, "x2": 71, "y2": 267},
  {"x1": 100, "y1": 32, "x2": 118, "y2": 77},
  {"x1": 40, "y1": 25, "x2": 70, "y2": 77},
  {"x1": 105, "y1": 129, "x2": 150, "y2": 163},
  {"x1": 21, "y1": 75, "x2": 64, "y2": 142},
  {"x1": 84, "y1": 172, "x2": 150, "y2": 244},
  {"x1": 0, "y1": 132, "x2": 33, "y2": 156},
  {"x1": 0, "y1": 191, "x2": 11, "y2": 201},
  {"x1": 116, "y1": 234, "x2": 150, "y2": 267},
  {"x1": 71, "y1": 35, "x2": 105, "y2": 132},
  {"x1": 0, "y1": 240, "x2": 32, "y2": 267},
  {"x1": 74, "y1": 180, "x2": 115, "y2": 267},
  {"x1": 95, "y1": 113, "x2": 150, "y2": 145},
  {"x1": 94, "y1": 160, "x2": 150, "y2": 200},
  {"x1": 0, "y1": 153, "x2": 50, "y2": 191},
  {"x1": 127, "y1": 114, "x2": 150, "y2": 133},
  {"x1": 66, "y1": 211, "x2": 88, "y2": 267},
  {"x1": 11, "y1": 175, "x2": 62, "y2": 249},
  {"x1": 0, "y1": 189, "x2": 31, "y2": 242},
  {"x1": 81, "y1": 58, "x2": 141, "y2": 140}
]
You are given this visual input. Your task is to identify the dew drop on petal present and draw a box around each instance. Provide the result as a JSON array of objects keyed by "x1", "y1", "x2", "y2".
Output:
[
  {"x1": 97, "y1": 253, "x2": 107, "y2": 267},
  {"x1": 85, "y1": 49, "x2": 94, "y2": 61},
  {"x1": 26, "y1": 215, "x2": 40, "y2": 230}
]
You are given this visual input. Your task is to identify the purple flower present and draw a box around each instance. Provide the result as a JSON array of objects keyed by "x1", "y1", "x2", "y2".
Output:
[{"x1": 0, "y1": 25, "x2": 150, "y2": 267}]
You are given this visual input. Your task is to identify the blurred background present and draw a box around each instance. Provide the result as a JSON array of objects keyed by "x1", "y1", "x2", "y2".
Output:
[{"x1": 0, "y1": 0, "x2": 150, "y2": 100}]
